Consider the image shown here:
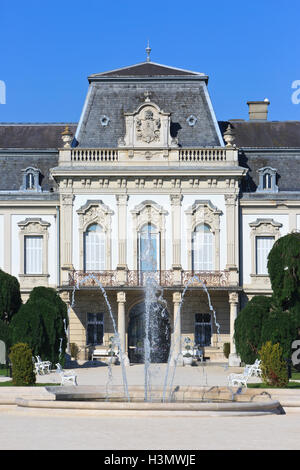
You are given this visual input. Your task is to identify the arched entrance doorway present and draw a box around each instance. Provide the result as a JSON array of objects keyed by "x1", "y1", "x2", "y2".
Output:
[{"x1": 128, "y1": 301, "x2": 171, "y2": 363}]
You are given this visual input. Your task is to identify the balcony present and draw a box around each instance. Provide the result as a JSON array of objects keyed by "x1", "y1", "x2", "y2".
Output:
[
  {"x1": 67, "y1": 270, "x2": 231, "y2": 289},
  {"x1": 57, "y1": 147, "x2": 238, "y2": 167}
]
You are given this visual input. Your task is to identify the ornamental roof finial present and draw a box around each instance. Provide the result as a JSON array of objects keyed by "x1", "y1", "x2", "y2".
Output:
[{"x1": 146, "y1": 40, "x2": 151, "y2": 62}]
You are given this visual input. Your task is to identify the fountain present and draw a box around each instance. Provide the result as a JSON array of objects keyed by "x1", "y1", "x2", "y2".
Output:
[{"x1": 15, "y1": 238, "x2": 285, "y2": 415}]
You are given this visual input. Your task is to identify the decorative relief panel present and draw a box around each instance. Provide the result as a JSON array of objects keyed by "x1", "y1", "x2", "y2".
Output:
[{"x1": 118, "y1": 99, "x2": 178, "y2": 149}]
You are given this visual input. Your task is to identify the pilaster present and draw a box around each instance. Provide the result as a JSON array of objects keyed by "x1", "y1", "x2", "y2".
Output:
[
  {"x1": 116, "y1": 194, "x2": 129, "y2": 269},
  {"x1": 170, "y1": 292, "x2": 183, "y2": 366},
  {"x1": 228, "y1": 291, "x2": 241, "y2": 366},
  {"x1": 60, "y1": 193, "x2": 75, "y2": 284},
  {"x1": 117, "y1": 291, "x2": 130, "y2": 366},
  {"x1": 170, "y1": 194, "x2": 183, "y2": 269}
]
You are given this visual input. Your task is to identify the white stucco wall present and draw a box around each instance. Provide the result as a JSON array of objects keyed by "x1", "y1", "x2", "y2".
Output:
[{"x1": 72, "y1": 193, "x2": 227, "y2": 272}]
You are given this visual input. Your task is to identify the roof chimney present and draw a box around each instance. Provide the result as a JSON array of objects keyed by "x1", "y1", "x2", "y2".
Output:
[{"x1": 247, "y1": 98, "x2": 270, "y2": 120}]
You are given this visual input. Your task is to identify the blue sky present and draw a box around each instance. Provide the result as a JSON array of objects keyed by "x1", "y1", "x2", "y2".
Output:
[{"x1": 1, "y1": 0, "x2": 299, "y2": 123}]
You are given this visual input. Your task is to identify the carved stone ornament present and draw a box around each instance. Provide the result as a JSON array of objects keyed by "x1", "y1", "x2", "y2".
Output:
[
  {"x1": 77, "y1": 200, "x2": 114, "y2": 233},
  {"x1": 136, "y1": 109, "x2": 161, "y2": 143},
  {"x1": 119, "y1": 101, "x2": 177, "y2": 149}
]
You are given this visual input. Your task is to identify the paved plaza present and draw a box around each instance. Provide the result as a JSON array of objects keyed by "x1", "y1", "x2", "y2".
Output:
[{"x1": 1, "y1": 363, "x2": 300, "y2": 450}]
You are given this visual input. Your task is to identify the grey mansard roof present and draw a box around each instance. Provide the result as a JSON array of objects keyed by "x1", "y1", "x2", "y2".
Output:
[
  {"x1": 0, "y1": 61, "x2": 299, "y2": 194},
  {"x1": 0, "y1": 124, "x2": 76, "y2": 192},
  {"x1": 75, "y1": 61, "x2": 222, "y2": 148},
  {"x1": 218, "y1": 120, "x2": 300, "y2": 193},
  {"x1": 219, "y1": 120, "x2": 300, "y2": 148},
  {"x1": 0, "y1": 123, "x2": 77, "y2": 149}
]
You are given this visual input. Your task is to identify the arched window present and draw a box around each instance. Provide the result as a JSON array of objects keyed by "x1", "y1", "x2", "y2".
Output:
[
  {"x1": 138, "y1": 223, "x2": 159, "y2": 272},
  {"x1": 84, "y1": 223, "x2": 105, "y2": 271},
  {"x1": 192, "y1": 223, "x2": 214, "y2": 271}
]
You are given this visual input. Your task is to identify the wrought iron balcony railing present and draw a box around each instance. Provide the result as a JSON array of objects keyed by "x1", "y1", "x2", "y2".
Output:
[{"x1": 68, "y1": 270, "x2": 230, "y2": 288}]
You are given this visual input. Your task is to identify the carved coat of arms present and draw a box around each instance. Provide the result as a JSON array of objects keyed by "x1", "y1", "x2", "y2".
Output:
[{"x1": 136, "y1": 109, "x2": 161, "y2": 144}]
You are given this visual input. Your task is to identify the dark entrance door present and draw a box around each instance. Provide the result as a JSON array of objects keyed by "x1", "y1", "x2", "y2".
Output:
[{"x1": 128, "y1": 302, "x2": 171, "y2": 363}]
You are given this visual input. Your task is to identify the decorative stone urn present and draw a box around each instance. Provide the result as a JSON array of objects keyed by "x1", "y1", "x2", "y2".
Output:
[
  {"x1": 183, "y1": 355, "x2": 193, "y2": 366},
  {"x1": 223, "y1": 124, "x2": 235, "y2": 147},
  {"x1": 61, "y1": 125, "x2": 73, "y2": 148}
]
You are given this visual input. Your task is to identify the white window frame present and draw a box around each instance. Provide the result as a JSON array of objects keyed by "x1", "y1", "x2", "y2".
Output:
[
  {"x1": 255, "y1": 236, "x2": 275, "y2": 275},
  {"x1": 18, "y1": 218, "x2": 50, "y2": 278},
  {"x1": 24, "y1": 235, "x2": 43, "y2": 274},
  {"x1": 249, "y1": 218, "x2": 282, "y2": 279}
]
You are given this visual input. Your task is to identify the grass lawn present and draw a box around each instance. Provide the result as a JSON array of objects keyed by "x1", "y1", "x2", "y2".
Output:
[
  {"x1": 248, "y1": 382, "x2": 300, "y2": 389},
  {"x1": 291, "y1": 371, "x2": 300, "y2": 380}
]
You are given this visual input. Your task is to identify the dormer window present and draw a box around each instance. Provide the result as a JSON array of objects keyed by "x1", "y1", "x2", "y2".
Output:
[
  {"x1": 263, "y1": 172, "x2": 272, "y2": 190},
  {"x1": 26, "y1": 172, "x2": 35, "y2": 190},
  {"x1": 20, "y1": 167, "x2": 42, "y2": 192},
  {"x1": 257, "y1": 167, "x2": 278, "y2": 193}
]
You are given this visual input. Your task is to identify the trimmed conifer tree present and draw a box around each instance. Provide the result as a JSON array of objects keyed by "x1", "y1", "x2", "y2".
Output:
[
  {"x1": 11, "y1": 287, "x2": 68, "y2": 365},
  {"x1": 0, "y1": 269, "x2": 22, "y2": 323}
]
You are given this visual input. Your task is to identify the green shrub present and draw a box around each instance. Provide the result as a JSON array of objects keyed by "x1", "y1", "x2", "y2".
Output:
[
  {"x1": 9, "y1": 343, "x2": 36, "y2": 386},
  {"x1": 70, "y1": 342, "x2": 79, "y2": 360},
  {"x1": 223, "y1": 342, "x2": 230, "y2": 359},
  {"x1": 259, "y1": 341, "x2": 288, "y2": 388},
  {"x1": 234, "y1": 296, "x2": 272, "y2": 364}
]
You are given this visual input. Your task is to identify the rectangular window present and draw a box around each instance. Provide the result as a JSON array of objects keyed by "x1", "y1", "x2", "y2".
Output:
[
  {"x1": 24, "y1": 235, "x2": 43, "y2": 274},
  {"x1": 256, "y1": 236, "x2": 275, "y2": 275},
  {"x1": 195, "y1": 313, "x2": 211, "y2": 347},
  {"x1": 86, "y1": 313, "x2": 104, "y2": 345}
]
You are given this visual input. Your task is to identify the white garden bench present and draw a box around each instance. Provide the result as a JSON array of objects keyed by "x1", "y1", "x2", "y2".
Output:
[
  {"x1": 245, "y1": 359, "x2": 262, "y2": 377},
  {"x1": 92, "y1": 349, "x2": 118, "y2": 361},
  {"x1": 33, "y1": 356, "x2": 51, "y2": 375},
  {"x1": 55, "y1": 363, "x2": 77, "y2": 386},
  {"x1": 228, "y1": 363, "x2": 257, "y2": 388}
]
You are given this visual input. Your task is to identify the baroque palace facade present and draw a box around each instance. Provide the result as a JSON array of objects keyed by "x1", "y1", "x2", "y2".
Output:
[{"x1": 1, "y1": 59, "x2": 300, "y2": 366}]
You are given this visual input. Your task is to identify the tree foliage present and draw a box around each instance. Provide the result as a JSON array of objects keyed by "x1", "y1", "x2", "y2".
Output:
[
  {"x1": 235, "y1": 233, "x2": 300, "y2": 364},
  {"x1": 268, "y1": 232, "x2": 300, "y2": 310},
  {"x1": 0, "y1": 318, "x2": 12, "y2": 355},
  {"x1": 0, "y1": 270, "x2": 22, "y2": 323},
  {"x1": 11, "y1": 287, "x2": 68, "y2": 365},
  {"x1": 234, "y1": 296, "x2": 272, "y2": 364}
]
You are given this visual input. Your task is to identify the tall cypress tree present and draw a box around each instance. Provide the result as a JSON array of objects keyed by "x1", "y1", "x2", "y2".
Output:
[{"x1": 0, "y1": 270, "x2": 22, "y2": 324}]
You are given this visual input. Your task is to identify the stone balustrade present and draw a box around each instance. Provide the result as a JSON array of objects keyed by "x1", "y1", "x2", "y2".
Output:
[
  {"x1": 58, "y1": 147, "x2": 238, "y2": 166},
  {"x1": 67, "y1": 269, "x2": 230, "y2": 288}
]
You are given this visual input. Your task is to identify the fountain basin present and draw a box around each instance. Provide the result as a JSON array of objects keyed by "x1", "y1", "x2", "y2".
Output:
[{"x1": 15, "y1": 385, "x2": 285, "y2": 416}]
